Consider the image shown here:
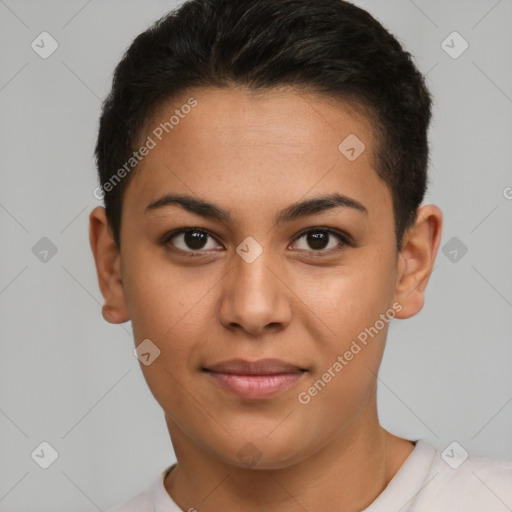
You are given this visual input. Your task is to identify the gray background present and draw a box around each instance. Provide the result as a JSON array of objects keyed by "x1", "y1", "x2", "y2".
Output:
[{"x1": 1, "y1": 0, "x2": 511, "y2": 510}]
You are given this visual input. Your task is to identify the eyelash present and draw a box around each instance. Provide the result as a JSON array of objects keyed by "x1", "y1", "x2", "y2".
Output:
[{"x1": 161, "y1": 226, "x2": 353, "y2": 258}]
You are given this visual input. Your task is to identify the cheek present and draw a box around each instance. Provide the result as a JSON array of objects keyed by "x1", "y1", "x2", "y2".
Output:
[
  {"x1": 122, "y1": 252, "x2": 216, "y2": 367},
  {"x1": 295, "y1": 258, "x2": 396, "y2": 405},
  {"x1": 121, "y1": 248, "x2": 183, "y2": 340},
  {"x1": 294, "y1": 259, "x2": 393, "y2": 339}
]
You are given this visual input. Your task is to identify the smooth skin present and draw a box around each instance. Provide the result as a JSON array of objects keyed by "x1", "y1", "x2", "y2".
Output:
[{"x1": 90, "y1": 86, "x2": 442, "y2": 512}]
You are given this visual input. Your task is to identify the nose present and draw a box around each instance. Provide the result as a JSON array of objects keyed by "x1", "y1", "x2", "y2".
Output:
[{"x1": 218, "y1": 248, "x2": 292, "y2": 337}]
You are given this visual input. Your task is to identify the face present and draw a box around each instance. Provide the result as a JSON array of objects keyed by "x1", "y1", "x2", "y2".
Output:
[{"x1": 94, "y1": 86, "x2": 433, "y2": 469}]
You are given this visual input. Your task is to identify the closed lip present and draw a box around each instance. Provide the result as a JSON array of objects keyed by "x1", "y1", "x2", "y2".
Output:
[{"x1": 203, "y1": 358, "x2": 307, "y2": 375}]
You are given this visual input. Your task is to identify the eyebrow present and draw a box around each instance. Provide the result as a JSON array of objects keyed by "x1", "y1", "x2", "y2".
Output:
[{"x1": 145, "y1": 192, "x2": 368, "y2": 225}]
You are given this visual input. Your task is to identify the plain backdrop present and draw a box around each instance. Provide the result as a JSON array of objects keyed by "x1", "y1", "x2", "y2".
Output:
[{"x1": 0, "y1": 0, "x2": 511, "y2": 510}]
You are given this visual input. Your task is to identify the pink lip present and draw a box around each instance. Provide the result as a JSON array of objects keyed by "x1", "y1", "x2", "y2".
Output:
[
  {"x1": 203, "y1": 358, "x2": 307, "y2": 400},
  {"x1": 205, "y1": 372, "x2": 305, "y2": 399}
]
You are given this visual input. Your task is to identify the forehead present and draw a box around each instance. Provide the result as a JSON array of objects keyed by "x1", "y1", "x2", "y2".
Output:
[
  {"x1": 143, "y1": 85, "x2": 377, "y2": 156},
  {"x1": 124, "y1": 86, "x2": 391, "y2": 225}
]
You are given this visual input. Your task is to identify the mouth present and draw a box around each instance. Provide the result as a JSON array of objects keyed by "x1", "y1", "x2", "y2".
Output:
[{"x1": 202, "y1": 358, "x2": 307, "y2": 400}]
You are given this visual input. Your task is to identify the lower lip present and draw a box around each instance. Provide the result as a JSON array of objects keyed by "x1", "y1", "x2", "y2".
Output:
[{"x1": 205, "y1": 371, "x2": 305, "y2": 400}]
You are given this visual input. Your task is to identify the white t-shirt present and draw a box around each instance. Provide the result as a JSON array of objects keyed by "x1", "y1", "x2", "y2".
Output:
[{"x1": 107, "y1": 439, "x2": 512, "y2": 511}]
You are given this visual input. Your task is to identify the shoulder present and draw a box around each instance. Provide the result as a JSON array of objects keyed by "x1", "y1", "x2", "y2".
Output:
[
  {"x1": 415, "y1": 443, "x2": 512, "y2": 511},
  {"x1": 106, "y1": 487, "x2": 153, "y2": 512},
  {"x1": 105, "y1": 477, "x2": 155, "y2": 512},
  {"x1": 105, "y1": 464, "x2": 177, "y2": 512}
]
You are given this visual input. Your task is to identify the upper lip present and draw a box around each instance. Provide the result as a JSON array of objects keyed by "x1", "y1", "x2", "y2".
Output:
[{"x1": 204, "y1": 358, "x2": 306, "y2": 375}]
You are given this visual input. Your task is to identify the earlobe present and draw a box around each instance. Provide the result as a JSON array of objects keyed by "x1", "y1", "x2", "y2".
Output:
[
  {"x1": 102, "y1": 304, "x2": 121, "y2": 324},
  {"x1": 393, "y1": 205, "x2": 443, "y2": 319},
  {"x1": 89, "y1": 206, "x2": 130, "y2": 324}
]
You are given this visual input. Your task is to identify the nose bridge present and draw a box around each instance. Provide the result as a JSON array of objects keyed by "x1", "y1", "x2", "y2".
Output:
[
  {"x1": 234, "y1": 248, "x2": 275, "y2": 298},
  {"x1": 219, "y1": 242, "x2": 291, "y2": 334}
]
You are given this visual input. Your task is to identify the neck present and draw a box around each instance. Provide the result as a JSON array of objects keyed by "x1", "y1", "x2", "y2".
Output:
[{"x1": 164, "y1": 398, "x2": 414, "y2": 512}]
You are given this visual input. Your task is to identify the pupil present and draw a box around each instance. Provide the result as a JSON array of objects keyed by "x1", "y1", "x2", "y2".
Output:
[
  {"x1": 185, "y1": 231, "x2": 207, "y2": 249},
  {"x1": 308, "y1": 231, "x2": 328, "y2": 250}
]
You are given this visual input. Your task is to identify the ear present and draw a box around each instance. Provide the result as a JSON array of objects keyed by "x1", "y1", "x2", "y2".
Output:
[
  {"x1": 89, "y1": 206, "x2": 130, "y2": 324},
  {"x1": 393, "y1": 204, "x2": 443, "y2": 319}
]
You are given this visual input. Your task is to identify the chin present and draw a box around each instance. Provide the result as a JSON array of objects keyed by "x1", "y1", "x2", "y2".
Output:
[{"x1": 211, "y1": 433, "x2": 311, "y2": 471}]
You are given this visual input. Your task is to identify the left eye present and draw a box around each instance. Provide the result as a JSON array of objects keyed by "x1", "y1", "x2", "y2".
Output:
[{"x1": 291, "y1": 229, "x2": 347, "y2": 253}]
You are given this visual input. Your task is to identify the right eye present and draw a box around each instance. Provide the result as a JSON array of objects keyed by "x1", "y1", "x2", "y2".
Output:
[{"x1": 163, "y1": 228, "x2": 224, "y2": 255}]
